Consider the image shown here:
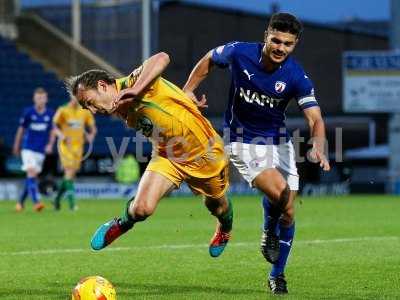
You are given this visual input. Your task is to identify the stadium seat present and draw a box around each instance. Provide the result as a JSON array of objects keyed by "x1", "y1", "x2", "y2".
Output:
[
  {"x1": 0, "y1": 36, "x2": 143, "y2": 157},
  {"x1": 0, "y1": 36, "x2": 69, "y2": 148}
]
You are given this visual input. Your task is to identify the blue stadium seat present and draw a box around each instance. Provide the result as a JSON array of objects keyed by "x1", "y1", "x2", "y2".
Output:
[
  {"x1": 0, "y1": 37, "x2": 69, "y2": 148},
  {"x1": 0, "y1": 36, "x2": 142, "y2": 157}
]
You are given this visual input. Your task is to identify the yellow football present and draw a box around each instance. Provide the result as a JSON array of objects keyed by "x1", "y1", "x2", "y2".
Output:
[{"x1": 71, "y1": 276, "x2": 116, "y2": 300}]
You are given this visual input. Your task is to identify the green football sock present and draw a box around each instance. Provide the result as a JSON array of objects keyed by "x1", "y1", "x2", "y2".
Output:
[
  {"x1": 54, "y1": 179, "x2": 67, "y2": 209},
  {"x1": 119, "y1": 197, "x2": 136, "y2": 230},
  {"x1": 219, "y1": 198, "x2": 233, "y2": 232},
  {"x1": 65, "y1": 179, "x2": 76, "y2": 210}
]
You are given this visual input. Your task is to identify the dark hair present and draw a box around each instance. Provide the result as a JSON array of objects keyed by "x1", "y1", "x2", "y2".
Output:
[
  {"x1": 65, "y1": 69, "x2": 115, "y2": 97},
  {"x1": 268, "y1": 13, "x2": 303, "y2": 38}
]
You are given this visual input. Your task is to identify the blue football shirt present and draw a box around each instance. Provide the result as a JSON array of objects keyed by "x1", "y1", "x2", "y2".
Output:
[
  {"x1": 211, "y1": 41, "x2": 319, "y2": 144},
  {"x1": 19, "y1": 106, "x2": 54, "y2": 153}
]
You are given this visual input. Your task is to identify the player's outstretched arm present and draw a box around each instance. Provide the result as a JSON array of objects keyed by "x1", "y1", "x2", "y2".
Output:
[
  {"x1": 183, "y1": 50, "x2": 214, "y2": 108},
  {"x1": 113, "y1": 52, "x2": 170, "y2": 108},
  {"x1": 303, "y1": 106, "x2": 331, "y2": 171}
]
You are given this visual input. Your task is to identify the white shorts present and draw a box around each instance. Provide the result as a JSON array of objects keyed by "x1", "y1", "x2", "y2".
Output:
[
  {"x1": 226, "y1": 141, "x2": 299, "y2": 191},
  {"x1": 21, "y1": 149, "x2": 45, "y2": 173}
]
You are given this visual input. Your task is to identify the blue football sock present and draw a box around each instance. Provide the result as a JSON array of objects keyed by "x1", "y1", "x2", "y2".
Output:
[
  {"x1": 27, "y1": 177, "x2": 40, "y2": 204},
  {"x1": 19, "y1": 179, "x2": 29, "y2": 205},
  {"x1": 262, "y1": 195, "x2": 280, "y2": 233},
  {"x1": 270, "y1": 222, "x2": 295, "y2": 278}
]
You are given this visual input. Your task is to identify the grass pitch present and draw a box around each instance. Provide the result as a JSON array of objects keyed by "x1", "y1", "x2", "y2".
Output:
[{"x1": 0, "y1": 195, "x2": 399, "y2": 299}]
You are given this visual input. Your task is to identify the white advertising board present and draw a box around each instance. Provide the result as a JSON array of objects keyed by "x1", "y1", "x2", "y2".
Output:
[{"x1": 343, "y1": 51, "x2": 400, "y2": 112}]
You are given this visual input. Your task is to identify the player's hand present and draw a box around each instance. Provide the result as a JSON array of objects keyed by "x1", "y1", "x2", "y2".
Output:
[
  {"x1": 185, "y1": 90, "x2": 208, "y2": 109},
  {"x1": 112, "y1": 88, "x2": 137, "y2": 110},
  {"x1": 309, "y1": 147, "x2": 330, "y2": 171},
  {"x1": 45, "y1": 143, "x2": 53, "y2": 154},
  {"x1": 12, "y1": 146, "x2": 20, "y2": 157}
]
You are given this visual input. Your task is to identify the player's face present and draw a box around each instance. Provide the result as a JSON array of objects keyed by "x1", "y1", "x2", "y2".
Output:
[
  {"x1": 77, "y1": 81, "x2": 117, "y2": 115},
  {"x1": 33, "y1": 92, "x2": 48, "y2": 108},
  {"x1": 264, "y1": 29, "x2": 298, "y2": 65}
]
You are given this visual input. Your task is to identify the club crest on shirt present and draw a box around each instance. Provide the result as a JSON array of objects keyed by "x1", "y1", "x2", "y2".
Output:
[
  {"x1": 275, "y1": 81, "x2": 286, "y2": 93},
  {"x1": 136, "y1": 116, "x2": 153, "y2": 137}
]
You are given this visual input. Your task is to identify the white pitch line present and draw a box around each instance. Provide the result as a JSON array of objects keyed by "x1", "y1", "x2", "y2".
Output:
[
  {"x1": 1, "y1": 236, "x2": 398, "y2": 257},
  {"x1": 296, "y1": 236, "x2": 399, "y2": 244}
]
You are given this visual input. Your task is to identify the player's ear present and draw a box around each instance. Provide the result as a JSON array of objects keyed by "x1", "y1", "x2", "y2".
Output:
[{"x1": 97, "y1": 80, "x2": 108, "y2": 91}]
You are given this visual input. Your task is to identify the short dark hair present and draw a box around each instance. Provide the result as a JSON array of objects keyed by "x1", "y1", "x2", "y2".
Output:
[
  {"x1": 268, "y1": 13, "x2": 303, "y2": 38},
  {"x1": 65, "y1": 69, "x2": 115, "y2": 97}
]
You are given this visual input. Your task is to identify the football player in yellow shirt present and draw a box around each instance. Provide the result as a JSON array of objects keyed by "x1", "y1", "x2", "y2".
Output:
[
  {"x1": 52, "y1": 96, "x2": 97, "y2": 210},
  {"x1": 66, "y1": 52, "x2": 232, "y2": 257}
]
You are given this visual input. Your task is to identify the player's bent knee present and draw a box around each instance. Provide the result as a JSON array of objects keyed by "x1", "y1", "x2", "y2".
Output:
[
  {"x1": 212, "y1": 205, "x2": 226, "y2": 217},
  {"x1": 204, "y1": 196, "x2": 227, "y2": 216},
  {"x1": 129, "y1": 202, "x2": 154, "y2": 221},
  {"x1": 276, "y1": 181, "x2": 288, "y2": 196}
]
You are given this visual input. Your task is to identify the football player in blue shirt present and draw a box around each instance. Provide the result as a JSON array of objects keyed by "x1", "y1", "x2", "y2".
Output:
[
  {"x1": 13, "y1": 87, "x2": 55, "y2": 212},
  {"x1": 183, "y1": 13, "x2": 330, "y2": 294}
]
